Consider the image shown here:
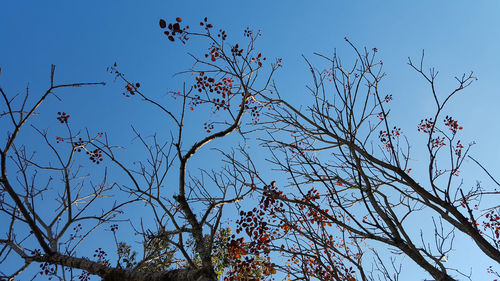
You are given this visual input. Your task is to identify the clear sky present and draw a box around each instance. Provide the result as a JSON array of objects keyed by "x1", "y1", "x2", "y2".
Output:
[{"x1": 1, "y1": 1, "x2": 500, "y2": 280}]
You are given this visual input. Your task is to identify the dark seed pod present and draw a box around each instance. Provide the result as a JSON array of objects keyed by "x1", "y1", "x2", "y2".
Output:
[{"x1": 159, "y1": 19, "x2": 166, "y2": 29}]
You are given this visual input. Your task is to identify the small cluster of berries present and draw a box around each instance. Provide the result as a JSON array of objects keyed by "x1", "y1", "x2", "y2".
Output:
[{"x1": 57, "y1": 112, "x2": 70, "y2": 123}]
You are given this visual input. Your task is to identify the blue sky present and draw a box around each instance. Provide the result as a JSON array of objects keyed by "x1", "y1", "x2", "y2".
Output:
[{"x1": 1, "y1": 1, "x2": 500, "y2": 280}]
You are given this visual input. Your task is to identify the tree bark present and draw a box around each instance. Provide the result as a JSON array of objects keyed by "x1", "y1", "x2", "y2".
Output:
[{"x1": 30, "y1": 253, "x2": 217, "y2": 281}]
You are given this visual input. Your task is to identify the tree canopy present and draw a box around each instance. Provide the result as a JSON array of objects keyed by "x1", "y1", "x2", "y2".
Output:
[{"x1": 1, "y1": 5, "x2": 500, "y2": 281}]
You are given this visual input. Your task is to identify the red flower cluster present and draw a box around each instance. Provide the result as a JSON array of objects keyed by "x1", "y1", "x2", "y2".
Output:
[
  {"x1": 87, "y1": 148, "x2": 103, "y2": 164},
  {"x1": 57, "y1": 111, "x2": 70, "y2": 123},
  {"x1": 379, "y1": 126, "x2": 401, "y2": 151},
  {"x1": 430, "y1": 136, "x2": 446, "y2": 148},
  {"x1": 444, "y1": 115, "x2": 463, "y2": 134},
  {"x1": 231, "y1": 44, "x2": 244, "y2": 56},
  {"x1": 250, "y1": 53, "x2": 265, "y2": 67},
  {"x1": 192, "y1": 72, "x2": 234, "y2": 112},
  {"x1": 39, "y1": 262, "x2": 56, "y2": 279},
  {"x1": 384, "y1": 94, "x2": 392, "y2": 103},
  {"x1": 455, "y1": 140, "x2": 464, "y2": 157},
  {"x1": 93, "y1": 248, "x2": 110, "y2": 266},
  {"x1": 199, "y1": 17, "x2": 213, "y2": 30},
  {"x1": 417, "y1": 118, "x2": 435, "y2": 133},
  {"x1": 203, "y1": 122, "x2": 214, "y2": 133},
  {"x1": 207, "y1": 46, "x2": 221, "y2": 62},
  {"x1": 123, "y1": 83, "x2": 140, "y2": 97},
  {"x1": 484, "y1": 210, "x2": 500, "y2": 247}
]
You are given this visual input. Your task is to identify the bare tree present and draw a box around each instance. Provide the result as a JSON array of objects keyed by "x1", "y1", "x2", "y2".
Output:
[
  {"x1": 231, "y1": 41, "x2": 500, "y2": 281},
  {"x1": 0, "y1": 18, "x2": 277, "y2": 281},
  {"x1": 1, "y1": 16, "x2": 499, "y2": 281}
]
